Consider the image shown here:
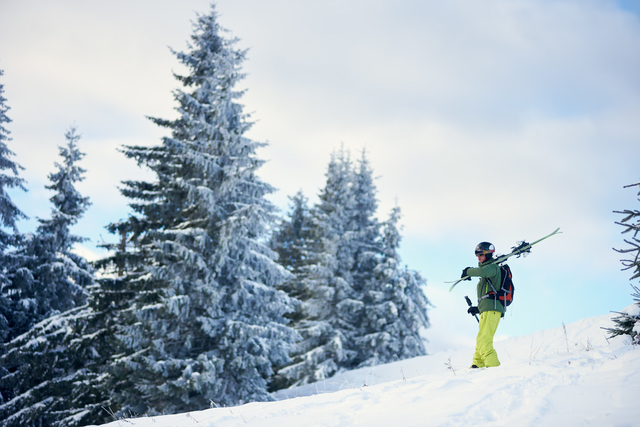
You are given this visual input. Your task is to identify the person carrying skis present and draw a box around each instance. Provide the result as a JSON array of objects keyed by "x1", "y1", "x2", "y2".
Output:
[{"x1": 461, "y1": 241, "x2": 505, "y2": 368}]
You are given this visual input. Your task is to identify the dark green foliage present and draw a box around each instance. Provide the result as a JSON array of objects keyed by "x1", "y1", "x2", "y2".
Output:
[
  {"x1": 2, "y1": 127, "x2": 92, "y2": 343},
  {"x1": 0, "y1": 68, "x2": 28, "y2": 344},
  {"x1": 614, "y1": 182, "x2": 640, "y2": 281},
  {"x1": 270, "y1": 149, "x2": 430, "y2": 390},
  {"x1": 0, "y1": 126, "x2": 129, "y2": 426},
  {"x1": 106, "y1": 4, "x2": 297, "y2": 414},
  {"x1": 606, "y1": 182, "x2": 640, "y2": 344},
  {"x1": 603, "y1": 285, "x2": 640, "y2": 344},
  {"x1": 0, "y1": 278, "x2": 132, "y2": 427}
]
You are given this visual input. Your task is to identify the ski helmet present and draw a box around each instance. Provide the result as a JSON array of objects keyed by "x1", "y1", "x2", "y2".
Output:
[{"x1": 475, "y1": 242, "x2": 495, "y2": 258}]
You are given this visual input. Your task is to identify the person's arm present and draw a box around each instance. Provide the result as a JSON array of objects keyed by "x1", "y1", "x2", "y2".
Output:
[{"x1": 465, "y1": 263, "x2": 499, "y2": 278}]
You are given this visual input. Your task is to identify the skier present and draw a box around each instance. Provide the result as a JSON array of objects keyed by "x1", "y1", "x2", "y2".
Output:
[{"x1": 461, "y1": 241, "x2": 505, "y2": 368}]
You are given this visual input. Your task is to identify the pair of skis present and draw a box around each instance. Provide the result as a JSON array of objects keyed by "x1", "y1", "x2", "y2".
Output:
[{"x1": 448, "y1": 227, "x2": 562, "y2": 292}]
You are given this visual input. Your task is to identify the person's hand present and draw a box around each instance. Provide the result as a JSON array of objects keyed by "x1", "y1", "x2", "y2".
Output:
[
  {"x1": 461, "y1": 267, "x2": 472, "y2": 280},
  {"x1": 467, "y1": 306, "x2": 479, "y2": 316}
]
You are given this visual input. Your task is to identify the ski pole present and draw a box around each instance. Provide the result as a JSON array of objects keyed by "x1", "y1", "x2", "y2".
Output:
[{"x1": 465, "y1": 296, "x2": 479, "y2": 323}]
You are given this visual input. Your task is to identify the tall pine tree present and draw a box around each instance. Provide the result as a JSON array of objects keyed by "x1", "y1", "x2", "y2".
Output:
[
  {"x1": 0, "y1": 69, "x2": 28, "y2": 343},
  {"x1": 108, "y1": 4, "x2": 297, "y2": 414},
  {"x1": 272, "y1": 148, "x2": 430, "y2": 388},
  {"x1": 0, "y1": 278, "x2": 128, "y2": 427},
  {"x1": 0, "y1": 126, "x2": 107, "y2": 427},
  {"x1": 270, "y1": 190, "x2": 347, "y2": 389},
  {"x1": 353, "y1": 205, "x2": 430, "y2": 367},
  {"x1": 270, "y1": 191, "x2": 316, "y2": 302},
  {"x1": 4, "y1": 126, "x2": 92, "y2": 342}
]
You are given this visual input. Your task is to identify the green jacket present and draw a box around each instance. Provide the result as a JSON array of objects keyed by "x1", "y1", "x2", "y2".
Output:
[{"x1": 466, "y1": 260, "x2": 505, "y2": 316}]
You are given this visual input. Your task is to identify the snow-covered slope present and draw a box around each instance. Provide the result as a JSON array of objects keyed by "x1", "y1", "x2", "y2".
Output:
[{"x1": 93, "y1": 312, "x2": 640, "y2": 426}]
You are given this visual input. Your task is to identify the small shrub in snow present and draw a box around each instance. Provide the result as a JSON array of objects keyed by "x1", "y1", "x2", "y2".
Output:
[
  {"x1": 608, "y1": 182, "x2": 640, "y2": 345},
  {"x1": 604, "y1": 285, "x2": 640, "y2": 345}
]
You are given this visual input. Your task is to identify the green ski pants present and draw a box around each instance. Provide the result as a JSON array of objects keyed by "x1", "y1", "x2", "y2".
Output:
[{"x1": 472, "y1": 310, "x2": 501, "y2": 368}]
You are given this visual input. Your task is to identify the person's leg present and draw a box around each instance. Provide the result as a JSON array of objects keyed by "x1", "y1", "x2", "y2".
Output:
[
  {"x1": 472, "y1": 310, "x2": 501, "y2": 368},
  {"x1": 472, "y1": 316, "x2": 487, "y2": 368},
  {"x1": 471, "y1": 346, "x2": 485, "y2": 368}
]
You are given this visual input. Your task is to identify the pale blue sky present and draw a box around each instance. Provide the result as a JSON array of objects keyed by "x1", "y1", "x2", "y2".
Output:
[{"x1": 1, "y1": 0, "x2": 639, "y2": 352}]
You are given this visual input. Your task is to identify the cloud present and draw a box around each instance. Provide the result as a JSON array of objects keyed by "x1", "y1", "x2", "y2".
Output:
[{"x1": 0, "y1": 0, "x2": 638, "y2": 337}]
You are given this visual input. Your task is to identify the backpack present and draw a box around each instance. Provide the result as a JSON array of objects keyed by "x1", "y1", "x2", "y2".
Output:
[{"x1": 485, "y1": 263, "x2": 514, "y2": 308}]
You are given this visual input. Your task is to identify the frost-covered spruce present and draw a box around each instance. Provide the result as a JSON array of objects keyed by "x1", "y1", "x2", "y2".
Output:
[
  {"x1": 272, "y1": 149, "x2": 429, "y2": 388},
  {"x1": 340, "y1": 153, "x2": 429, "y2": 368},
  {"x1": 274, "y1": 150, "x2": 365, "y2": 388},
  {"x1": 109, "y1": 5, "x2": 297, "y2": 414},
  {"x1": 0, "y1": 69, "x2": 25, "y2": 245},
  {"x1": 607, "y1": 182, "x2": 640, "y2": 344},
  {"x1": 2, "y1": 126, "x2": 91, "y2": 342},
  {"x1": 354, "y1": 206, "x2": 430, "y2": 367},
  {"x1": 285, "y1": 149, "x2": 360, "y2": 383},
  {"x1": 614, "y1": 182, "x2": 640, "y2": 282},
  {"x1": 0, "y1": 126, "x2": 105, "y2": 426},
  {"x1": 0, "y1": 69, "x2": 28, "y2": 343},
  {"x1": 270, "y1": 190, "x2": 349, "y2": 389},
  {"x1": 0, "y1": 277, "x2": 129, "y2": 427}
]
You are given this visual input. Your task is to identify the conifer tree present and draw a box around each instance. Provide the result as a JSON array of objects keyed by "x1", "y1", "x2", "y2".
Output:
[
  {"x1": 604, "y1": 285, "x2": 640, "y2": 345},
  {"x1": 0, "y1": 278, "x2": 129, "y2": 427},
  {"x1": 270, "y1": 190, "x2": 347, "y2": 388},
  {"x1": 0, "y1": 69, "x2": 25, "y2": 243},
  {"x1": 271, "y1": 191, "x2": 315, "y2": 300},
  {"x1": 272, "y1": 148, "x2": 430, "y2": 388},
  {"x1": 317, "y1": 150, "x2": 429, "y2": 369},
  {"x1": 0, "y1": 69, "x2": 28, "y2": 343},
  {"x1": 0, "y1": 126, "x2": 114, "y2": 426},
  {"x1": 4, "y1": 126, "x2": 92, "y2": 342},
  {"x1": 350, "y1": 150, "x2": 382, "y2": 296},
  {"x1": 303, "y1": 148, "x2": 361, "y2": 372},
  {"x1": 614, "y1": 182, "x2": 640, "y2": 282},
  {"x1": 605, "y1": 182, "x2": 640, "y2": 344},
  {"x1": 108, "y1": 5, "x2": 297, "y2": 414},
  {"x1": 353, "y1": 206, "x2": 430, "y2": 367},
  {"x1": 352, "y1": 150, "x2": 379, "y2": 246}
]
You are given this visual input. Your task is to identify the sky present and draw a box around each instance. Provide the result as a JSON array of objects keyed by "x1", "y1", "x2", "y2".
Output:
[{"x1": 0, "y1": 0, "x2": 639, "y2": 352}]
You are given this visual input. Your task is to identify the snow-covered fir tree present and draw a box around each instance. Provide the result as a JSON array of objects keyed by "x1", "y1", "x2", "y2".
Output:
[
  {"x1": 349, "y1": 150, "x2": 382, "y2": 299},
  {"x1": 354, "y1": 206, "x2": 430, "y2": 367},
  {"x1": 606, "y1": 182, "x2": 640, "y2": 344},
  {"x1": 276, "y1": 149, "x2": 361, "y2": 387},
  {"x1": 108, "y1": 4, "x2": 297, "y2": 415},
  {"x1": 0, "y1": 126, "x2": 112, "y2": 426},
  {"x1": 0, "y1": 277, "x2": 130, "y2": 427},
  {"x1": 0, "y1": 69, "x2": 28, "y2": 344},
  {"x1": 272, "y1": 148, "x2": 429, "y2": 388},
  {"x1": 3, "y1": 126, "x2": 93, "y2": 342},
  {"x1": 340, "y1": 151, "x2": 429, "y2": 368},
  {"x1": 270, "y1": 191, "x2": 316, "y2": 302},
  {"x1": 269, "y1": 190, "x2": 346, "y2": 389}
]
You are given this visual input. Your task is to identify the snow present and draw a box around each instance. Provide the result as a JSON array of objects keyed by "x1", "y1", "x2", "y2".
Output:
[
  {"x1": 91, "y1": 311, "x2": 640, "y2": 427},
  {"x1": 622, "y1": 303, "x2": 640, "y2": 317}
]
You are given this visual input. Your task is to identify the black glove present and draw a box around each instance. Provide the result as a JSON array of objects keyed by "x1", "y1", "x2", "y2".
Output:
[
  {"x1": 467, "y1": 306, "x2": 480, "y2": 316},
  {"x1": 461, "y1": 267, "x2": 472, "y2": 280}
]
